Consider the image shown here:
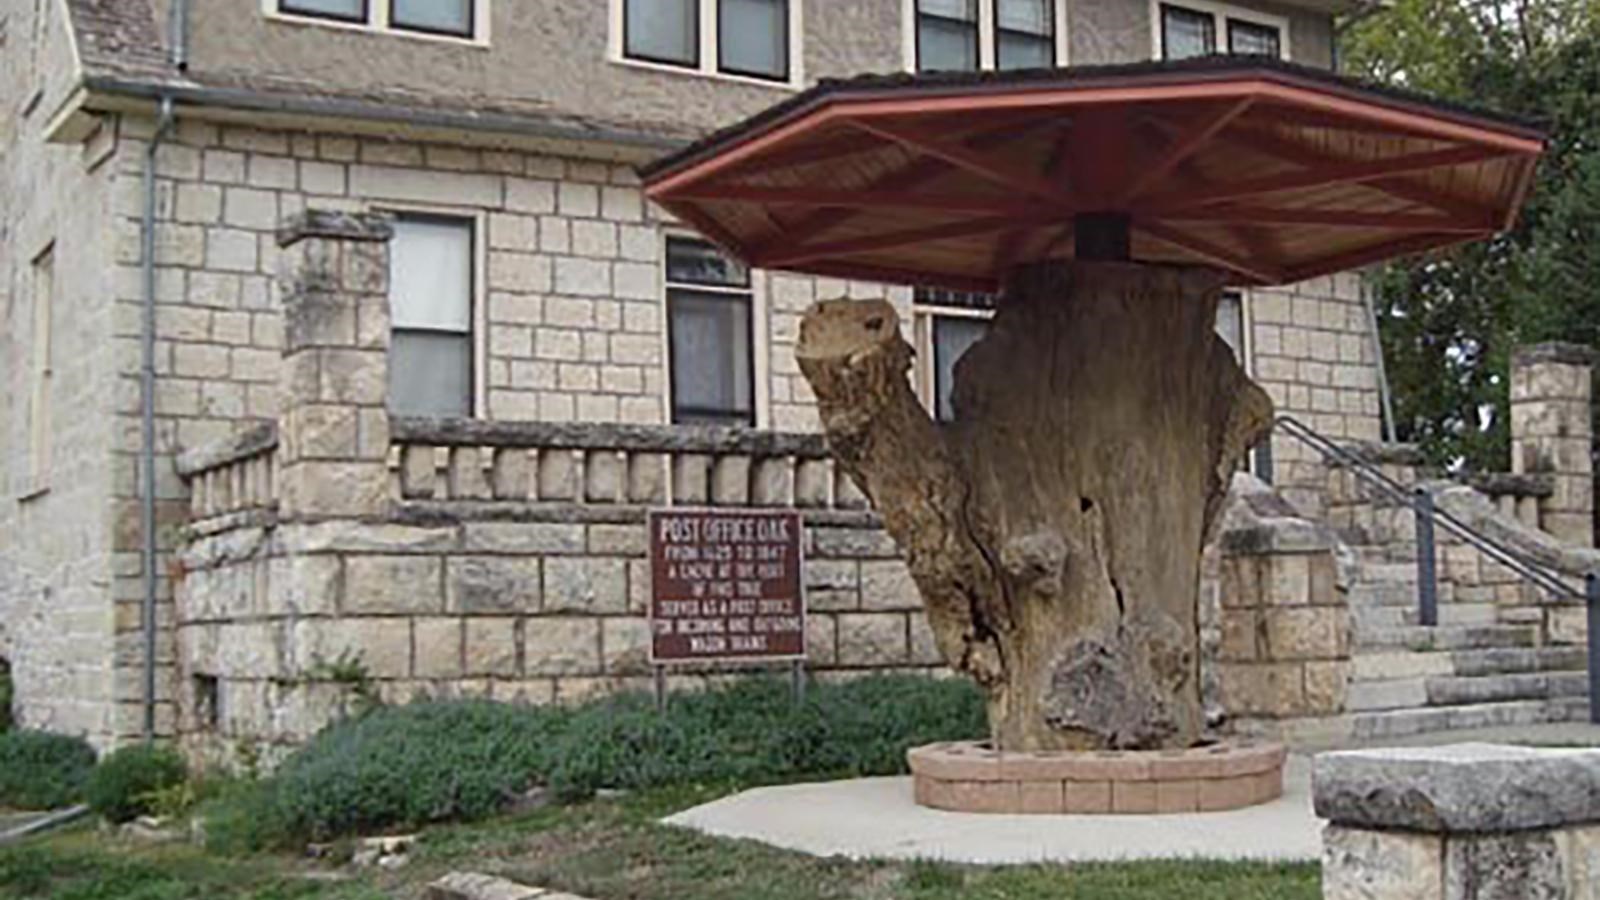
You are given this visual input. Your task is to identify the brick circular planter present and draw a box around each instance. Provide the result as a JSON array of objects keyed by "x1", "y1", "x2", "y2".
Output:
[{"x1": 908, "y1": 739, "x2": 1288, "y2": 815}]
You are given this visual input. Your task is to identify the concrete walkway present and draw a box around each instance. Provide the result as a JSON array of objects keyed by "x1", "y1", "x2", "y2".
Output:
[
  {"x1": 665, "y1": 723, "x2": 1600, "y2": 864},
  {"x1": 667, "y1": 756, "x2": 1321, "y2": 864}
]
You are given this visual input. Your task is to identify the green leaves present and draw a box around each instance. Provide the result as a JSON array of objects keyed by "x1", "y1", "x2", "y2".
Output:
[
  {"x1": 0, "y1": 730, "x2": 97, "y2": 811},
  {"x1": 1342, "y1": 1, "x2": 1600, "y2": 470}
]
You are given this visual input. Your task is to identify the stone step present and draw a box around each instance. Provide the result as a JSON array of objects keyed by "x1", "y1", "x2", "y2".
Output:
[
  {"x1": 1348, "y1": 677, "x2": 1428, "y2": 712},
  {"x1": 1355, "y1": 624, "x2": 1538, "y2": 653},
  {"x1": 1351, "y1": 650, "x2": 1457, "y2": 683},
  {"x1": 1345, "y1": 580, "x2": 1419, "y2": 608},
  {"x1": 1357, "y1": 561, "x2": 1426, "y2": 585},
  {"x1": 1350, "y1": 698, "x2": 1579, "y2": 741},
  {"x1": 1424, "y1": 671, "x2": 1591, "y2": 706},
  {"x1": 1351, "y1": 602, "x2": 1498, "y2": 632},
  {"x1": 1450, "y1": 646, "x2": 1589, "y2": 677}
]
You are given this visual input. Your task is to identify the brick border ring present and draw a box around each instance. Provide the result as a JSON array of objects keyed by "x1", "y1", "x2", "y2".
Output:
[{"x1": 908, "y1": 740, "x2": 1288, "y2": 814}]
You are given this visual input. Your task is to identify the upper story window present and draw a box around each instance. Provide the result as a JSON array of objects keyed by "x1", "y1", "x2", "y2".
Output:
[
  {"x1": 24, "y1": 244, "x2": 55, "y2": 495},
  {"x1": 666, "y1": 237, "x2": 756, "y2": 426},
  {"x1": 389, "y1": 215, "x2": 476, "y2": 418},
  {"x1": 1157, "y1": 1, "x2": 1287, "y2": 61},
  {"x1": 271, "y1": 0, "x2": 486, "y2": 44},
  {"x1": 910, "y1": 0, "x2": 1062, "y2": 73},
  {"x1": 617, "y1": 0, "x2": 800, "y2": 86}
]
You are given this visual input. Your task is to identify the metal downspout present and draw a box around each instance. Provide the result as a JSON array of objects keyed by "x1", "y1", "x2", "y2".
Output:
[
  {"x1": 141, "y1": 0, "x2": 189, "y2": 742},
  {"x1": 1361, "y1": 276, "x2": 1399, "y2": 444},
  {"x1": 140, "y1": 97, "x2": 175, "y2": 742}
]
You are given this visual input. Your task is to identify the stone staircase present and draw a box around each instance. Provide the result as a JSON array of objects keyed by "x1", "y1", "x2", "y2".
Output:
[{"x1": 1341, "y1": 535, "x2": 1590, "y2": 740}]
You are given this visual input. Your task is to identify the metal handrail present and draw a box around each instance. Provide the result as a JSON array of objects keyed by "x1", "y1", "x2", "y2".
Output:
[
  {"x1": 1273, "y1": 415, "x2": 1583, "y2": 603},
  {"x1": 1272, "y1": 414, "x2": 1599, "y2": 726}
]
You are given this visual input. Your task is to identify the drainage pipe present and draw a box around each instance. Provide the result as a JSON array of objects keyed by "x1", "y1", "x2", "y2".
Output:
[
  {"x1": 1360, "y1": 276, "x2": 1399, "y2": 444},
  {"x1": 140, "y1": 0, "x2": 190, "y2": 742},
  {"x1": 139, "y1": 96, "x2": 175, "y2": 742}
]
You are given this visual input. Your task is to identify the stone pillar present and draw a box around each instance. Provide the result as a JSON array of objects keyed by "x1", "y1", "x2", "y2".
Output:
[
  {"x1": 1215, "y1": 478, "x2": 1350, "y2": 722},
  {"x1": 1316, "y1": 744, "x2": 1600, "y2": 900},
  {"x1": 274, "y1": 211, "x2": 394, "y2": 520},
  {"x1": 1511, "y1": 342, "x2": 1595, "y2": 547}
]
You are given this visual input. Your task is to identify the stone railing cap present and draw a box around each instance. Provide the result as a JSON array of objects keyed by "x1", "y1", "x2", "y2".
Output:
[
  {"x1": 1512, "y1": 341, "x2": 1598, "y2": 368},
  {"x1": 1313, "y1": 743, "x2": 1600, "y2": 833},
  {"x1": 176, "y1": 422, "x2": 279, "y2": 478},
  {"x1": 277, "y1": 210, "x2": 395, "y2": 248}
]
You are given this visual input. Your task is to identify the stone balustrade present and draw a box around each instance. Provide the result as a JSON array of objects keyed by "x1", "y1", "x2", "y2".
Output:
[
  {"x1": 175, "y1": 423, "x2": 280, "y2": 524},
  {"x1": 387, "y1": 417, "x2": 868, "y2": 513},
  {"x1": 1317, "y1": 743, "x2": 1600, "y2": 899}
]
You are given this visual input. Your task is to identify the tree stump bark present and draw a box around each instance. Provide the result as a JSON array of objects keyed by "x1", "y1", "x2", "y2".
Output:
[{"x1": 796, "y1": 261, "x2": 1273, "y2": 751}]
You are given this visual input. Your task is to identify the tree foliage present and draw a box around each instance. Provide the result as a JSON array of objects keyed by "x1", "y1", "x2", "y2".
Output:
[{"x1": 1341, "y1": 0, "x2": 1600, "y2": 470}]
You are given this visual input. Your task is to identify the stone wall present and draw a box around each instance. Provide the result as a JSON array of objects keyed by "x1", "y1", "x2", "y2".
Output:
[
  {"x1": 1317, "y1": 744, "x2": 1600, "y2": 900},
  {"x1": 1511, "y1": 342, "x2": 1595, "y2": 547},
  {"x1": 0, "y1": 0, "x2": 124, "y2": 745},
  {"x1": 1212, "y1": 477, "x2": 1350, "y2": 727}
]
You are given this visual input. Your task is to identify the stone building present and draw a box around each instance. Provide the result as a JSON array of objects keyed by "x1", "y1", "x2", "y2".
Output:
[{"x1": 10, "y1": 0, "x2": 1579, "y2": 758}]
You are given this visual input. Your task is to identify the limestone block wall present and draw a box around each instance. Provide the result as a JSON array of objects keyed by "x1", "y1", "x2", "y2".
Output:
[
  {"x1": 1213, "y1": 479, "x2": 1350, "y2": 725},
  {"x1": 1247, "y1": 274, "x2": 1386, "y2": 521},
  {"x1": 101, "y1": 114, "x2": 917, "y2": 744},
  {"x1": 0, "y1": 0, "x2": 123, "y2": 745},
  {"x1": 1317, "y1": 744, "x2": 1600, "y2": 900},
  {"x1": 1511, "y1": 342, "x2": 1595, "y2": 547}
]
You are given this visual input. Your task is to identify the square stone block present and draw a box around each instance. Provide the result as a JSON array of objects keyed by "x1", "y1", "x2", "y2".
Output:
[
  {"x1": 1154, "y1": 778, "x2": 1200, "y2": 813},
  {"x1": 1064, "y1": 780, "x2": 1112, "y2": 814},
  {"x1": 1322, "y1": 825, "x2": 1443, "y2": 900},
  {"x1": 1111, "y1": 781, "x2": 1157, "y2": 814},
  {"x1": 1017, "y1": 780, "x2": 1065, "y2": 814}
]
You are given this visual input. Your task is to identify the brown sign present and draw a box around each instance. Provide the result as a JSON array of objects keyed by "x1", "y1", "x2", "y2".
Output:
[{"x1": 648, "y1": 508, "x2": 805, "y2": 663}]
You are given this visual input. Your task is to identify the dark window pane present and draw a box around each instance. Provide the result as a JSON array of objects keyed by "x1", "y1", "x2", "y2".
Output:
[
  {"x1": 1161, "y1": 4, "x2": 1214, "y2": 60},
  {"x1": 914, "y1": 286, "x2": 997, "y2": 310},
  {"x1": 670, "y1": 289, "x2": 753, "y2": 425},
  {"x1": 1216, "y1": 291, "x2": 1244, "y2": 362},
  {"x1": 1227, "y1": 19, "x2": 1280, "y2": 57},
  {"x1": 720, "y1": 0, "x2": 788, "y2": 79},
  {"x1": 933, "y1": 316, "x2": 987, "y2": 421},
  {"x1": 996, "y1": 0, "x2": 1050, "y2": 35},
  {"x1": 391, "y1": 0, "x2": 472, "y2": 36},
  {"x1": 917, "y1": 0, "x2": 978, "y2": 71},
  {"x1": 280, "y1": 0, "x2": 366, "y2": 22},
  {"x1": 667, "y1": 236, "x2": 749, "y2": 287},
  {"x1": 390, "y1": 331, "x2": 472, "y2": 417},
  {"x1": 626, "y1": 0, "x2": 699, "y2": 67},
  {"x1": 997, "y1": 32, "x2": 1053, "y2": 69}
]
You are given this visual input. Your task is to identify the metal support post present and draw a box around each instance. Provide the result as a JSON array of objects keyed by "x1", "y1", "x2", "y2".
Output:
[{"x1": 1414, "y1": 487, "x2": 1439, "y2": 628}]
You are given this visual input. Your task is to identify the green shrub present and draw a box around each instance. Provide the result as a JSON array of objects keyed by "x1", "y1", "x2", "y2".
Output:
[
  {"x1": 86, "y1": 744, "x2": 188, "y2": 823},
  {"x1": 0, "y1": 730, "x2": 96, "y2": 810},
  {"x1": 205, "y1": 674, "x2": 984, "y2": 849}
]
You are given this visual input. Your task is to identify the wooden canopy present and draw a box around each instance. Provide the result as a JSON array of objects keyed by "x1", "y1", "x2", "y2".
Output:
[{"x1": 641, "y1": 57, "x2": 1546, "y2": 290}]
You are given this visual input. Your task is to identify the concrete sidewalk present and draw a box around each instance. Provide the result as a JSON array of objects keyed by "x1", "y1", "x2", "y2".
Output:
[
  {"x1": 664, "y1": 723, "x2": 1600, "y2": 864},
  {"x1": 666, "y1": 756, "x2": 1322, "y2": 864}
]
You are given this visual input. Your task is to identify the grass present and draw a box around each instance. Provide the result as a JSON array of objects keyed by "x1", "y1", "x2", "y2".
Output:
[{"x1": 0, "y1": 787, "x2": 1321, "y2": 900}]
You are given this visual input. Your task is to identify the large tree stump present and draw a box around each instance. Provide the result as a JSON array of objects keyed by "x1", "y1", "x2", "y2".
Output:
[{"x1": 796, "y1": 261, "x2": 1273, "y2": 751}]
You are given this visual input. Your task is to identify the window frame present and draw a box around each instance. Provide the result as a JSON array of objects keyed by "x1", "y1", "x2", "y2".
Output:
[
  {"x1": 23, "y1": 243, "x2": 55, "y2": 498},
  {"x1": 266, "y1": 0, "x2": 490, "y2": 46},
  {"x1": 904, "y1": 0, "x2": 1068, "y2": 73},
  {"x1": 611, "y1": 0, "x2": 806, "y2": 89},
  {"x1": 663, "y1": 234, "x2": 761, "y2": 428},
  {"x1": 381, "y1": 208, "x2": 486, "y2": 420},
  {"x1": 716, "y1": 0, "x2": 792, "y2": 83},
  {"x1": 278, "y1": 0, "x2": 369, "y2": 26},
  {"x1": 912, "y1": 295, "x2": 995, "y2": 421},
  {"x1": 1150, "y1": 0, "x2": 1290, "y2": 62},
  {"x1": 389, "y1": 0, "x2": 476, "y2": 39},
  {"x1": 991, "y1": 0, "x2": 1057, "y2": 70}
]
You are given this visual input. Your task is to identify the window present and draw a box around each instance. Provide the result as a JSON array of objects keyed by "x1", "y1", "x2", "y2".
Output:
[
  {"x1": 916, "y1": 0, "x2": 979, "y2": 72},
  {"x1": 913, "y1": 287, "x2": 995, "y2": 421},
  {"x1": 389, "y1": 215, "x2": 475, "y2": 418},
  {"x1": 25, "y1": 245, "x2": 53, "y2": 492},
  {"x1": 994, "y1": 0, "x2": 1054, "y2": 69},
  {"x1": 618, "y1": 0, "x2": 798, "y2": 84},
  {"x1": 1157, "y1": 2, "x2": 1286, "y2": 61},
  {"x1": 391, "y1": 0, "x2": 473, "y2": 37},
  {"x1": 666, "y1": 237, "x2": 755, "y2": 426},
  {"x1": 625, "y1": 0, "x2": 699, "y2": 67},
  {"x1": 279, "y1": 0, "x2": 366, "y2": 23},
  {"x1": 271, "y1": 0, "x2": 486, "y2": 42},
  {"x1": 1216, "y1": 290, "x2": 1245, "y2": 363},
  {"x1": 911, "y1": 0, "x2": 1062, "y2": 72}
]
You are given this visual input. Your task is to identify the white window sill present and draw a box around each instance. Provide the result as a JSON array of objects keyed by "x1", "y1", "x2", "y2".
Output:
[{"x1": 609, "y1": 55, "x2": 803, "y2": 92}]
